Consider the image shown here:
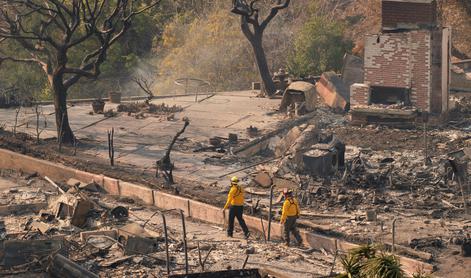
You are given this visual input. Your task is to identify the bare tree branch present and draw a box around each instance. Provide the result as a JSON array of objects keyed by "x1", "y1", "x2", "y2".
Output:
[
  {"x1": 132, "y1": 75, "x2": 155, "y2": 103},
  {"x1": 260, "y1": 0, "x2": 290, "y2": 31},
  {"x1": 231, "y1": 0, "x2": 290, "y2": 97},
  {"x1": 0, "y1": 0, "x2": 161, "y2": 143}
]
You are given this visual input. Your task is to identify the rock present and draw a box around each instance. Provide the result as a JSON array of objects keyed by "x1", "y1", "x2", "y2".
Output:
[
  {"x1": 124, "y1": 236, "x2": 159, "y2": 255},
  {"x1": 429, "y1": 209, "x2": 443, "y2": 219},
  {"x1": 118, "y1": 223, "x2": 152, "y2": 239},
  {"x1": 79, "y1": 182, "x2": 101, "y2": 192},
  {"x1": 66, "y1": 178, "x2": 82, "y2": 187},
  {"x1": 245, "y1": 246, "x2": 255, "y2": 254},
  {"x1": 272, "y1": 177, "x2": 298, "y2": 191},
  {"x1": 253, "y1": 172, "x2": 272, "y2": 188},
  {"x1": 366, "y1": 210, "x2": 377, "y2": 221},
  {"x1": 451, "y1": 237, "x2": 464, "y2": 245},
  {"x1": 274, "y1": 126, "x2": 302, "y2": 156},
  {"x1": 337, "y1": 194, "x2": 348, "y2": 203}
]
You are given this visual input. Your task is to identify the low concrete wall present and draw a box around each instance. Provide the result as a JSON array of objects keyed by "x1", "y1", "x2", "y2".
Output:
[{"x1": 0, "y1": 148, "x2": 433, "y2": 275}]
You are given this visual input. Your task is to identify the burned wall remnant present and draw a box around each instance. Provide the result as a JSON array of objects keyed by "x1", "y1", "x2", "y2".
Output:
[
  {"x1": 316, "y1": 72, "x2": 350, "y2": 112},
  {"x1": 350, "y1": 0, "x2": 450, "y2": 125}
]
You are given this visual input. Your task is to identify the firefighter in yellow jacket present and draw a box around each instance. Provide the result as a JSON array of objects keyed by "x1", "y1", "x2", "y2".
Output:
[
  {"x1": 280, "y1": 190, "x2": 302, "y2": 246},
  {"x1": 223, "y1": 176, "x2": 250, "y2": 239}
]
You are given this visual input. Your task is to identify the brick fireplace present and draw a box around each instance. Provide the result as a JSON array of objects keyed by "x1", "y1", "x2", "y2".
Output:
[{"x1": 350, "y1": 0, "x2": 451, "y2": 126}]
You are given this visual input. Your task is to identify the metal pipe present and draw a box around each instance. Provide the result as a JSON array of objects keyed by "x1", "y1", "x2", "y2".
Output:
[
  {"x1": 242, "y1": 254, "x2": 250, "y2": 269},
  {"x1": 202, "y1": 247, "x2": 213, "y2": 270},
  {"x1": 329, "y1": 240, "x2": 339, "y2": 276},
  {"x1": 197, "y1": 242, "x2": 203, "y2": 271},
  {"x1": 268, "y1": 185, "x2": 274, "y2": 241},
  {"x1": 457, "y1": 177, "x2": 469, "y2": 215},
  {"x1": 161, "y1": 213, "x2": 170, "y2": 276},
  {"x1": 260, "y1": 215, "x2": 267, "y2": 243},
  {"x1": 180, "y1": 209, "x2": 189, "y2": 275},
  {"x1": 141, "y1": 210, "x2": 171, "y2": 275},
  {"x1": 392, "y1": 218, "x2": 397, "y2": 253}
]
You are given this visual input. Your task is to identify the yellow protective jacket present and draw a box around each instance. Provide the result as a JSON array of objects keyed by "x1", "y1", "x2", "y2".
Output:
[
  {"x1": 223, "y1": 184, "x2": 244, "y2": 209},
  {"x1": 280, "y1": 197, "x2": 300, "y2": 223}
]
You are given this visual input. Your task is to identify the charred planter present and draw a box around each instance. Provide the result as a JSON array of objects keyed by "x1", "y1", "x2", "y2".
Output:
[
  {"x1": 92, "y1": 99, "x2": 105, "y2": 113},
  {"x1": 463, "y1": 239, "x2": 471, "y2": 257}
]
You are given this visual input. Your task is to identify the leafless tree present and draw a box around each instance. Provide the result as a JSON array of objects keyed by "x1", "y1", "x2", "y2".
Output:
[
  {"x1": 0, "y1": 0, "x2": 160, "y2": 144},
  {"x1": 231, "y1": 0, "x2": 290, "y2": 97},
  {"x1": 34, "y1": 104, "x2": 46, "y2": 144},
  {"x1": 132, "y1": 75, "x2": 155, "y2": 104}
]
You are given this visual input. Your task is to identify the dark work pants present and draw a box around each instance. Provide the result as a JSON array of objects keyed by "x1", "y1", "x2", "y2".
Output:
[
  {"x1": 227, "y1": 206, "x2": 249, "y2": 236},
  {"x1": 284, "y1": 216, "x2": 302, "y2": 245}
]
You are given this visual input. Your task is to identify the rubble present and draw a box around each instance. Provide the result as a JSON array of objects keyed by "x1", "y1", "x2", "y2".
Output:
[
  {"x1": 1, "y1": 239, "x2": 67, "y2": 267},
  {"x1": 117, "y1": 102, "x2": 183, "y2": 119},
  {"x1": 48, "y1": 254, "x2": 99, "y2": 278},
  {"x1": 54, "y1": 193, "x2": 93, "y2": 228},
  {"x1": 301, "y1": 135, "x2": 345, "y2": 177},
  {"x1": 315, "y1": 72, "x2": 350, "y2": 112},
  {"x1": 253, "y1": 172, "x2": 272, "y2": 188}
]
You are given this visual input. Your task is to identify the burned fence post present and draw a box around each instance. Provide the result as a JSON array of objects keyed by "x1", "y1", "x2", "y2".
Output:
[
  {"x1": 162, "y1": 213, "x2": 170, "y2": 276},
  {"x1": 108, "y1": 128, "x2": 115, "y2": 166},
  {"x1": 34, "y1": 103, "x2": 47, "y2": 144},
  {"x1": 448, "y1": 158, "x2": 469, "y2": 215},
  {"x1": 242, "y1": 254, "x2": 250, "y2": 269},
  {"x1": 423, "y1": 113, "x2": 431, "y2": 166},
  {"x1": 202, "y1": 247, "x2": 213, "y2": 271},
  {"x1": 13, "y1": 106, "x2": 21, "y2": 135},
  {"x1": 180, "y1": 209, "x2": 189, "y2": 275},
  {"x1": 260, "y1": 214, "x2": 267, "y2": 243},
  {"x1": 329, "y1": 240, "x2": 339, "y2": 277},
  {"x1": 197, "y1": 242, "x2": 203, "y2": 271},
  {"x1": 143, "y1": 210, "x2": 171, "y2": 275},
  {"x1": 392, "y1": 218, "x2": 397, "y2": 253},
  {"x1": 267, "y1": 185, "x2": 274, "y2": 241},
  {"x1": 156, "y1": 118, "x2": 190, "y2": 184}
]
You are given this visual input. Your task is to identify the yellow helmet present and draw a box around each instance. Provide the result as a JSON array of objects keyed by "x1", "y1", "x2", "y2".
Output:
[{"x1": 231, "y1": 176, "x2": 239, "y2": 184}]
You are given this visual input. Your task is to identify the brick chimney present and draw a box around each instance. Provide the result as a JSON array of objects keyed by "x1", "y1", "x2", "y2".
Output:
[{"x1": 382, "y1": 0, "x2": 438, "y2": 30}]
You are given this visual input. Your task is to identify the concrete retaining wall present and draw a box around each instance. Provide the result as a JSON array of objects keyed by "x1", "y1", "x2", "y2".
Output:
[{"x1": 0, "y1": 148, "x2": 433, "y2": 275}]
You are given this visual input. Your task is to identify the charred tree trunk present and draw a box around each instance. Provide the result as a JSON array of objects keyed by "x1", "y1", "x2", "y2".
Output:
[
  {"x1": 52, "y1": 76, "x2": 74, "y2": 144},
  {"x1": 156, "y1": 119, "x2": 190, "y2": 185},
  {"x1": 0, "y1": 0, "x2": 160, "y2": 145},
  {"x1": 247, "y1": 34, "x2": 276, "y2": 97},
  {"x1": 232, "y1": 0, "x2": 291, "y2": 97}
]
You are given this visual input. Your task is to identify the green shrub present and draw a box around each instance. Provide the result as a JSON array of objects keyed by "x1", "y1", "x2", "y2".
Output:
[
  {"x1": 360, "y1": 253, "x2": 404, "y2": 278},
  {"x1": 287, "y1": 16, "x2": 353, "y2": 77},
  {"x1": 337, "y1": 245, "x2": 405, "y2": 278}
]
